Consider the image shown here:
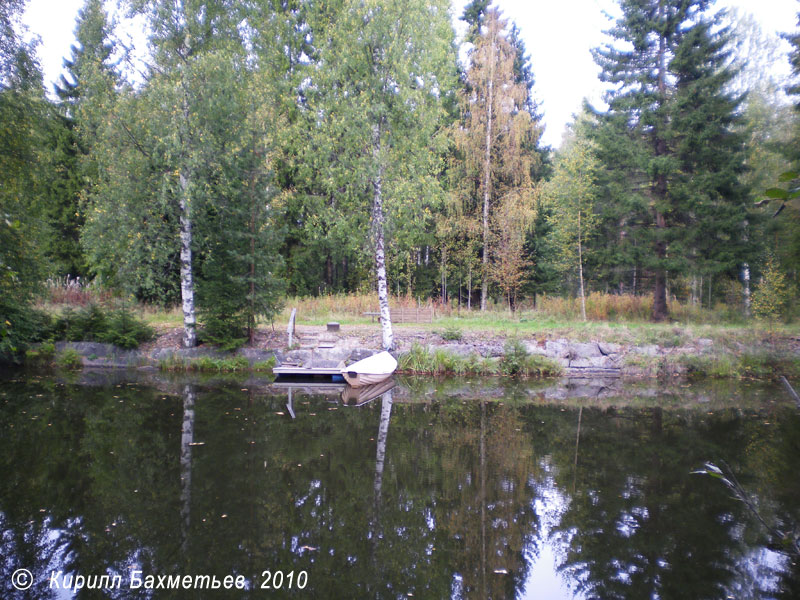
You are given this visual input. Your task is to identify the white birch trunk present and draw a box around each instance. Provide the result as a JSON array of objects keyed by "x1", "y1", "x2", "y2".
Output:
[
  {"x1": 372, "y1": 124, "x2": 393, "y2": 351},
  {"x1": 180, "y1": 384, "x2": 195, "y2": 553},
  {"x1": 179, "y1": 172, "x2": 197, "y2": 348},
  {"x1": 481, "y1": 34, "x2": 495, "y2": 313},
  {"x1": 743, "y1": 263, "x2": 751, "y2": 317}
]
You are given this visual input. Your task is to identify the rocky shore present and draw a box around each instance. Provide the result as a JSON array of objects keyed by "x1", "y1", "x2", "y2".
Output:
[{"x1": 45, "y1": 323, "x2": 800, "y2": 380}]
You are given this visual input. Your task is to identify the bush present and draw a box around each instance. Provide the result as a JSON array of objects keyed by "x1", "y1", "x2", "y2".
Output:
[
  {"x1": 0, "y1": 301, "x2": 52, "y2": 362},
  {"x1": 51, "y1": 304, "x2": 152, "y2": 349},
  {"x1": 752, "y1": 259, "x2": 791, "y2": 322},
  {"x1": 103, "y1": 307, "x2": 154, "y2": 349},
  {"x1": 25, "y1": 341, "x2": 56, "y2": 365},
  {"x1": 440, "y1": 326, "x2": 463, "y2": 341},
  {"x1": 501, "y1": 338, "x2": 529, "y2": 376},
  {"x1": 56, "y1": 348, "x2": 83, "y2": 370}
]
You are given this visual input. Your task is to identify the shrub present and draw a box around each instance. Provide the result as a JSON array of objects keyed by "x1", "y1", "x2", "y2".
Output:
[
  {"x1": 25, "y1": 342, "x2": 56, "y2": 365},
  {"x1": 440, "y1": 326, "x2": 463, "y2": 341},
  {"x1": 51, "y1": 304, "x2": 152, "y2": 349},
  {"x1": 752, "y1": 259, "x2": 791, "y2": 321},
  {"x1": 102, "y1": 307, "x2": 154, "y2": 349},
  {"x1": 56, "y1": 348, "x2": 83, "y2": 370},
  {"x1": 501, "y1": 338, "x2": 529, "y2": 376}
]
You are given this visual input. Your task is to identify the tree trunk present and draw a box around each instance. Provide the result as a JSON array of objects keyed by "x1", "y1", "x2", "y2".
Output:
[
  {"x1": 481, "y1": 32, "x2": 495, "y2": 313},
  {"x1": 180, "y1": 384, "x2": 196, "y2": 553},
  {"x1": 178, "y1": 172, "x2": 197, "y2": 348},
  {"x1": 248, "y1": 174, "x2": 257, "y2": 345},
  {"x1": 467, "y1": 267, "x2": 472, "y2": 311},
  {"x1": 578, "y1": 210, "x2": 587, "y2": 322},
  {"x1": 371, "y1": 124, "x2": 393, "y2": 351},
  {"x1": 743, "y1": 263, "x2": 751, "y2": 317}
]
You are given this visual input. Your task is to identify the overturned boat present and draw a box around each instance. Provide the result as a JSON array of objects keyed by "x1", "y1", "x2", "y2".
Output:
[{"x1": 341, "y1": 351, "x2": 397, "y2": 388}]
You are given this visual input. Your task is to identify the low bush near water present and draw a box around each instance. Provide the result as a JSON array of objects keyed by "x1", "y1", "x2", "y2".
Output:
[
  {"x1": 398, "y1": 342, "x2": 559, "y2": 378},
  {"x1": 51, "y1": 304, "x2": 153, "y2": 349},
  {"x1": 56, "y1": 348, "x2": 82, "y2": 370},
  {"x1": 159, "y1": 354, "x2": 275, "y2": 373}
]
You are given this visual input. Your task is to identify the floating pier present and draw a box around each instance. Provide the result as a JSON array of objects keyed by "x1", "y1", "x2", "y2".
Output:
[{"x1": 273, "y1": 359, "x2": 346, "y2": 382}]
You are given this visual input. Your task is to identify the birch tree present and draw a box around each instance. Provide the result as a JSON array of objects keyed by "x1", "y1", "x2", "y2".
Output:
[
  {"x1": 126, "y1": 0, "x2": 244, "y2": 347},
  {"x1": 311, "y1": 0, "x2": 457, "y2": 350},
  {"x1": 545, "y1": 136, "x2": 599, "y2": 322}
]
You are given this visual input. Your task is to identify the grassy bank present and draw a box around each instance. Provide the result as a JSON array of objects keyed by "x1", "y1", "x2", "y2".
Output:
[
  {"x1": 398, "y1": 341, "x2": 562, "y2": 378},
  {"x1": 158, "y1": 355, "x2": 276, "y2": 373}
]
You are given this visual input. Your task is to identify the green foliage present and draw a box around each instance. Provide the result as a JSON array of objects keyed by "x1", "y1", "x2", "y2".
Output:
[
  {"x1": 500, "y1": 337, "x2": 561, "y2": 377},
  {"x1": 50, "y1": 304, "x2": 152, "y2": 349},
  {"x1": 103, "y1": 307, "x2": 155, "y2": 349},
  {"x1": 752, "y1": 258, "x2": 792, "y2": 321},
  {"x1": 398, "y1": 343, "x2": 499, "y2": 376},
  {"x1": 680, "y1": 351, "x2": 800, "y2": 380},
  {"x1": 591, "y1": 0, "x2": 751, "y2": 318},
  {"x1": 500, "y1": 337, "x2": 529, "y2": 376},
  {"x1": 24, "y1": 342, "x2": 56, "y2": 365},
  {"x1": 56, "y1": 348, "x2": 83, "y2": 370},
  {"x1": 159, "y1": 354, "x2": 273, "y2": 373},
  {"x1": 440, "y1": 326, "x2": 463, "y2": 341}
]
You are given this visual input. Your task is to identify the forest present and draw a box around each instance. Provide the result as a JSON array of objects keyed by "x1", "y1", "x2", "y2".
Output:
[{"x1": 2, "y1": 0, "x2": 800, "y2": 359}]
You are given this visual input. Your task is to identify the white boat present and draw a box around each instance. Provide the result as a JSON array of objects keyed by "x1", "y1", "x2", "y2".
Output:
[{"x1": 341, "y1": 351, "x2": 397, "y2": 388}]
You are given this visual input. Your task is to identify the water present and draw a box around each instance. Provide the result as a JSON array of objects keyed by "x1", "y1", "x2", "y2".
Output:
[{"x1": 1, "y1": 371, "x2": 798, "y2": 599}]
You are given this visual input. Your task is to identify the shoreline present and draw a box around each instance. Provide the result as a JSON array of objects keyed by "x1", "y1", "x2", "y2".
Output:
[{"x1": 23, "y1": 323, "x2": 800, "y2": 381}]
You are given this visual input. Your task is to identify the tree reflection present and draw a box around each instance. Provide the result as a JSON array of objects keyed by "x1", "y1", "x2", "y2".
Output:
[{"x1": 0, "y1": 377, "x2": 798, "y2": 599}]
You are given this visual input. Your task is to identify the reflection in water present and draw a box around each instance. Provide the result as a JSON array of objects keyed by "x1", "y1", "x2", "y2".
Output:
[
  {"x1": 373, "y1": 388, "x2": 393, "y2": 509},
  {"x1": 0, "y1": 375, "x2": 798, "y2": 599},
  {"x1": 180, "y1": 384, "x2": 196, "y2": 553}
]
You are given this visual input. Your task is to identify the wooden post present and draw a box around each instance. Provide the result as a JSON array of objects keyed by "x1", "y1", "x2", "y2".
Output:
[{"x1": 288, "y1": 308, "x2": 297, "y2": 347}]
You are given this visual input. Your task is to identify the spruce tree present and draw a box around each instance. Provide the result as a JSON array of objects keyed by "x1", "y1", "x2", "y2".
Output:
[{"x1": 593, "y1": 0, "x2": 749, "y2": 320}]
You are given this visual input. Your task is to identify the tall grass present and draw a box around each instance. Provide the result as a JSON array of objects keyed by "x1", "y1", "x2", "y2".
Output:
[
  {"x1": 398, "y1": 342, "x2": 560, "y2": 378},
  {"x1": 281, "y1": 292, "x2": 433, "y2": 321},
  {"x1": 280, "y1": 291, "x2": 754, "y2": 326}
]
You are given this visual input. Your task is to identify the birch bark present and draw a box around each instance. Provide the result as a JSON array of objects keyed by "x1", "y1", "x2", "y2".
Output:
[
  {"x1": 372, "y1": 124, "x2": 394, "y2": 351},
  {"x1": 178, "y1": 172, "x2": 197, "y2": 348}
]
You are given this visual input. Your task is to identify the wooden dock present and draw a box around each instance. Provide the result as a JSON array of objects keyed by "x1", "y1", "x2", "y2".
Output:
[{"x1": 273, "y1": 362, "x2": 346, "y2": 382}]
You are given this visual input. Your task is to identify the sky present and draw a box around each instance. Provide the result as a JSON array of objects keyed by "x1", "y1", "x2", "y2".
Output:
[{"x1": 22, "y1": 0, "x2": 800, "y2": 148}]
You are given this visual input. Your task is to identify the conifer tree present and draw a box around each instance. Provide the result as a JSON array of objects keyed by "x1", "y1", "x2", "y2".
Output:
[
  {"x1": 43, "y1": 0, "x2": 115, "y2": 279},
  {"x1": 593, "y1": 0, "x2": 749, "y2": 320},
  {"x1": 458, "y1": 8, "x2": 541, "y2": 311}
]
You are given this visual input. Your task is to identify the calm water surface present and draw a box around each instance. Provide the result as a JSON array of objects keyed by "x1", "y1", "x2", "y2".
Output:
[{"x1": 1, "y1": 371, "x2": 798, "y2": 599}]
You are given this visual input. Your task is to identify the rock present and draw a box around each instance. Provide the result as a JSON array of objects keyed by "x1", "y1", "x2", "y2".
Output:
[
  {"x1": 597, "y1": 342, "x2": 622, "y2": 356},
  {"x1": 544, "y1": 340, "x2": 570, "y2": 358},
  {"x1": 432, "y1": 344, "x2": 478, "y2": 357},
  {"x1": 632, "y1": 344, "x2": 659, "y2": 357},
  {"x1": 570, "y1": 342, "x2": 603, "y2": 359},
  {"x1": 569, "y1": 355, "x2": 614, "y2": 369},
  {"x1": 236, "y1": 348, "x2": 278, "y2": 365},
  {"x1": 524, "y1": 341, "x2": 547, "y2": 355},
  {"x1": 347, "y1": 348, "x2": 380, "y2": 362}
]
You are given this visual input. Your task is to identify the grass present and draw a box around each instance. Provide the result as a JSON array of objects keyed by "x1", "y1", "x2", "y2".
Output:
[
  {"x1": 38, "y1": 289, "x2": 800, "y2": 362},
  {"x1": 159, "y1": 355, "x2": 276, "y2": 373},
  {"x1": 398, "y1": 342, "x2": 561, "y2": 378},
  {"x1": 680, "y1": 351, "x2": 800, "y2": 380}
]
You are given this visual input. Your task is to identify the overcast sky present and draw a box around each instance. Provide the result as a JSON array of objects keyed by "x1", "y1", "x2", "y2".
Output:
[{"x1": 23, "y1": 0, "x2": 800, "y2": 148}]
